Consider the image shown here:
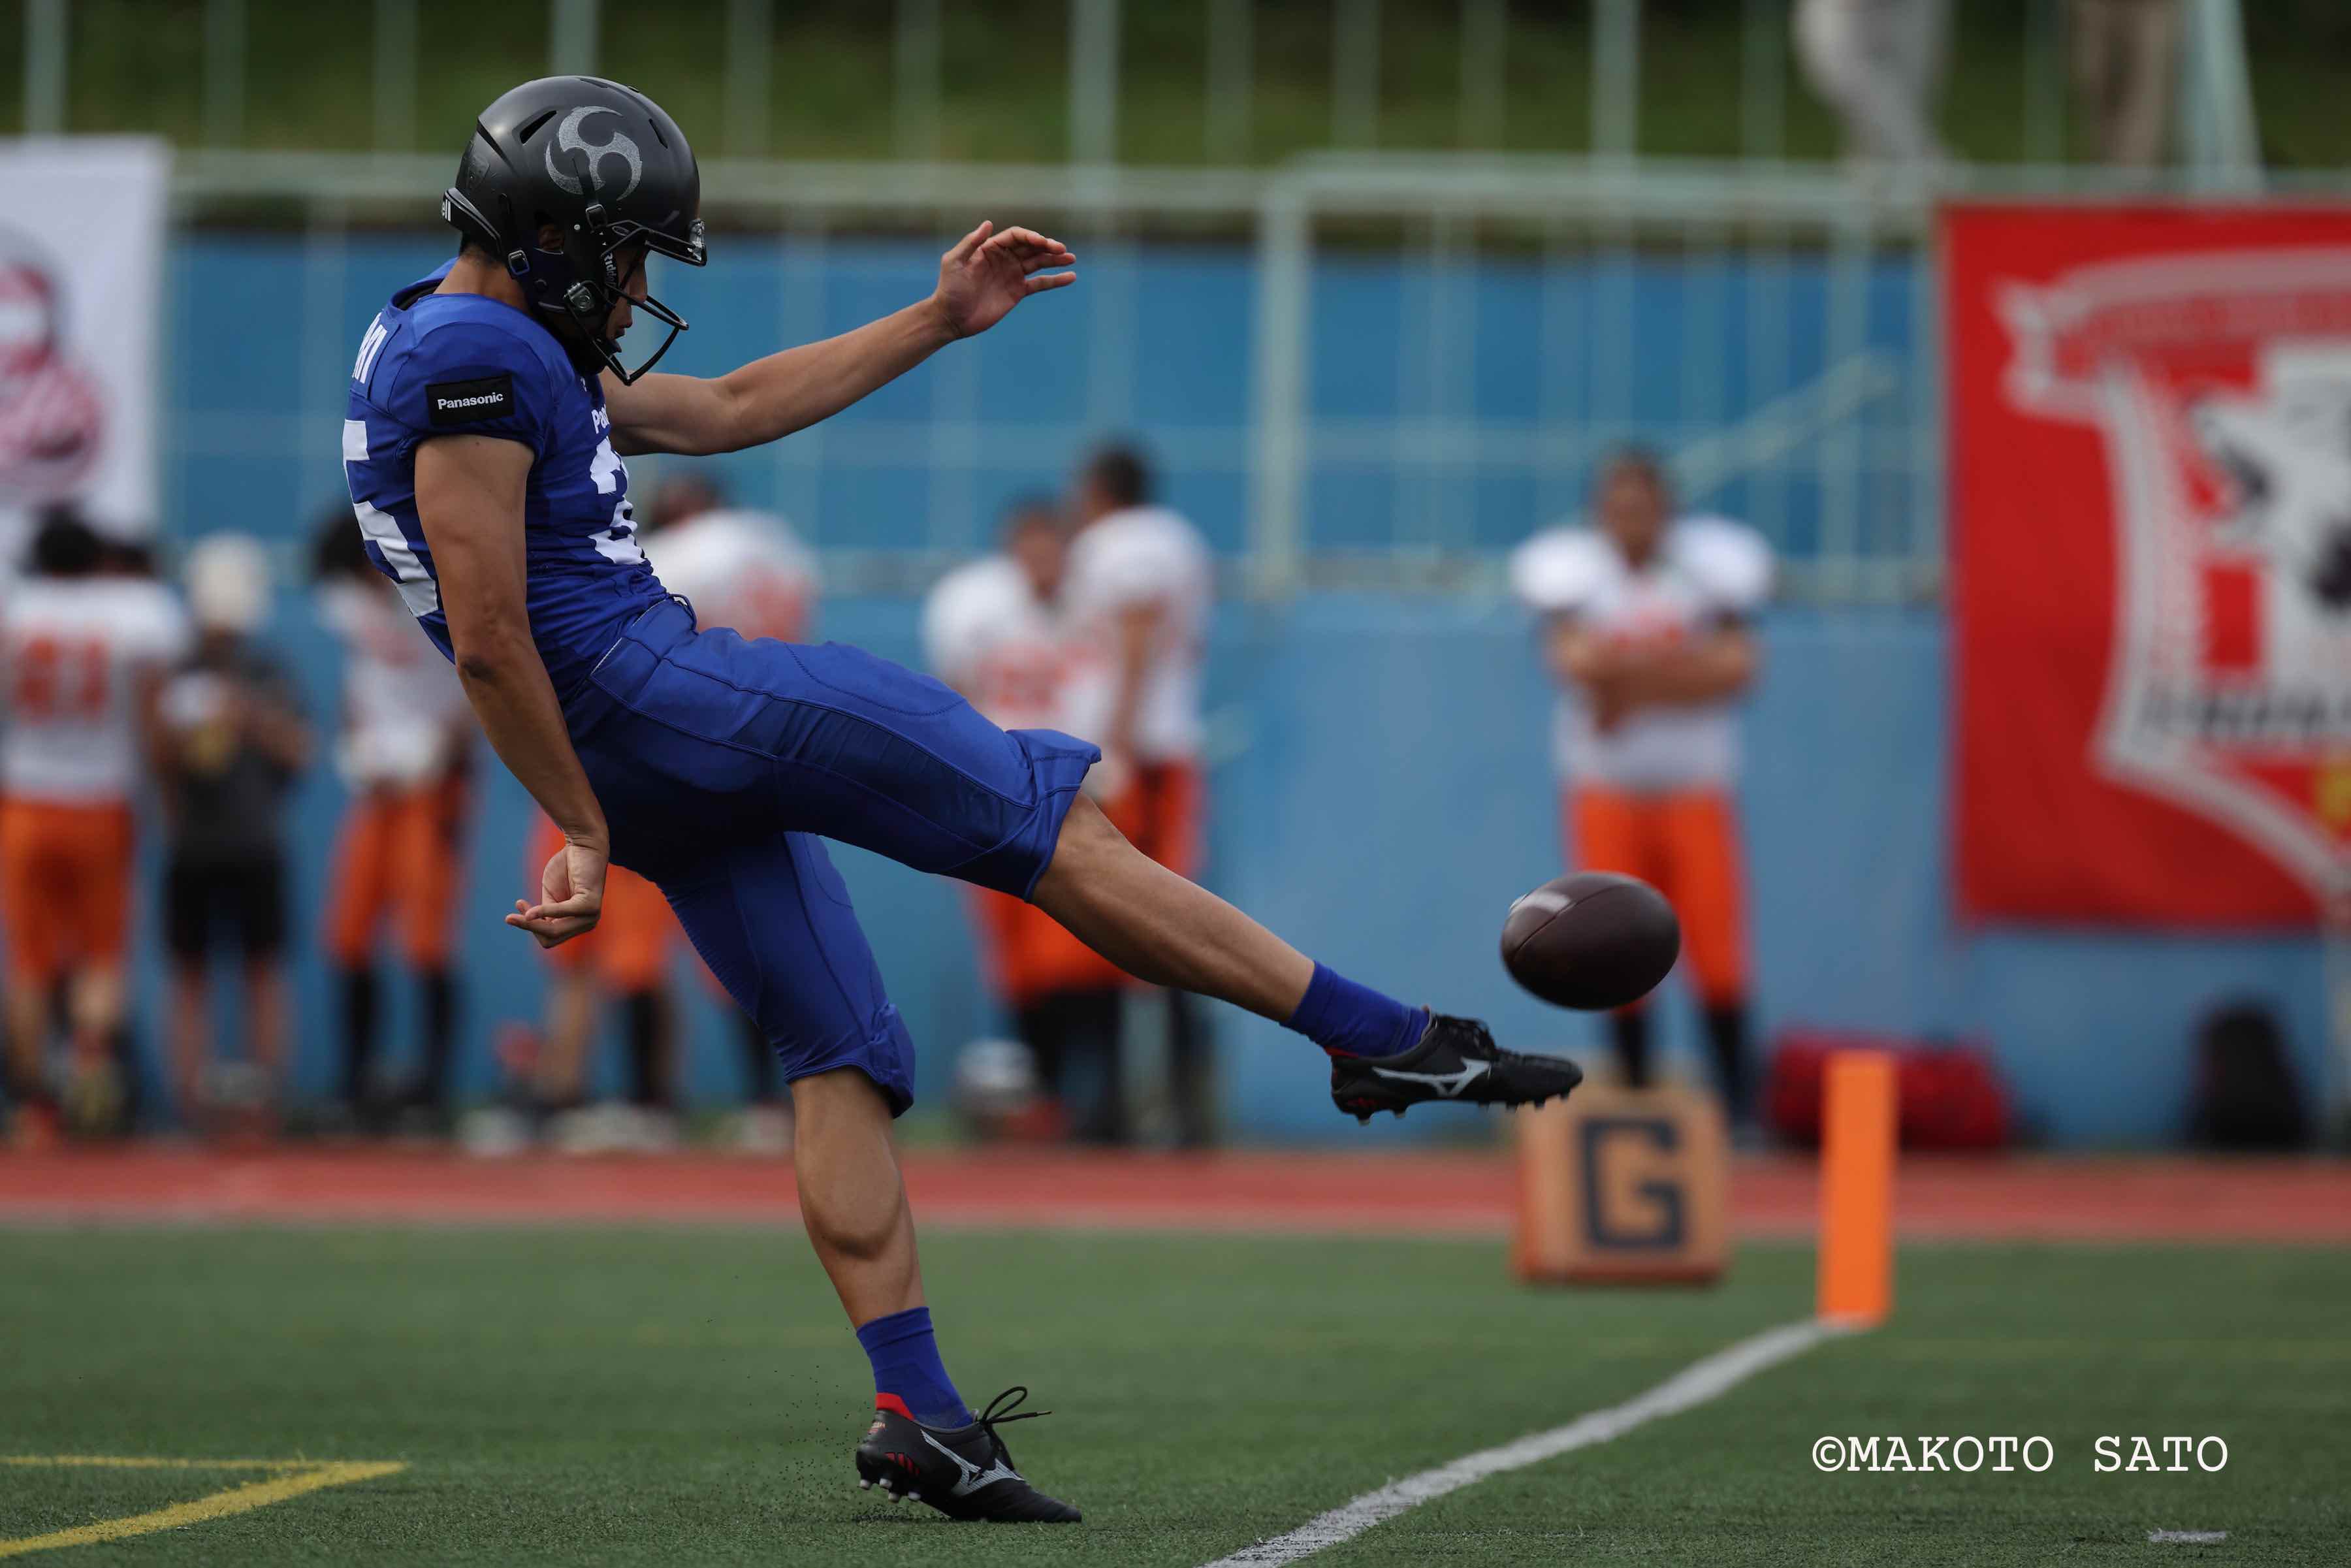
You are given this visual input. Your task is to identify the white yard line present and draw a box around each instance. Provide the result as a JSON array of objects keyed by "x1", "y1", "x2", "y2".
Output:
[{"x1": 1198, "y1": 1316, "x2": 1861, "y2": 1568}]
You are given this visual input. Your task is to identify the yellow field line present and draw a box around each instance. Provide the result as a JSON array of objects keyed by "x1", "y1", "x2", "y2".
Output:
[
  {"x1": 1, "y1": 1458, "x2": 297, "y2": 1471},
  {"x1": 0, "y1": 1458, "x2": 404, "y2": 1560}
]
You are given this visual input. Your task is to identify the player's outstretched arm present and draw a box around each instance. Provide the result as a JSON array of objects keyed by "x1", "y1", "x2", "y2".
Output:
[
  {"x1": 413, "y1": 434, "x2": 609, "y2": 948},
  {"x1": 603, "y1": 221, "x2": 1075, "y2": 458}
]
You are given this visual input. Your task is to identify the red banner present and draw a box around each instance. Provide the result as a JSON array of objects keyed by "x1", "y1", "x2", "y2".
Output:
[{"x1": 1948, "y1": 204, "x2": 2351, "y2": 925}]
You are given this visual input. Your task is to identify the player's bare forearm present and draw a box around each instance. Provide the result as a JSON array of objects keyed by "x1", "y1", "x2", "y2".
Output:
[
  {"x1": 604, "y1": 221, "x2": 1073, "y2": 457},
  {"x1": 415, "y1": 436, "x2": 605, "y2": 849},
  {"x1": 133, "y1": 669, "x2": 173, "y2": 784},
  {"x1": 449, "y1": 630, "x2": 604, "y2": 844},
  {"x1": 1543, "y1": 616, "x2": 1611, "y2": 689},
  {"x1": 247, "y1": 696, "x2": 312, "y2": 773},
  {"x1": 1104, "y1": 602, "x2": 1160, "y2": 760},
  {"x1": 607, "y1": 302, "x2": 954, "y2": 456},
  {"x1": 453, "y1": 639, "x2": 613, "y2": 948},
  {"x1": 145, "y1": 680, "x2": 187, "y2": 818},
  {"x1": 1609, "y1": 630, "x2": 1759, "y2": 709}
]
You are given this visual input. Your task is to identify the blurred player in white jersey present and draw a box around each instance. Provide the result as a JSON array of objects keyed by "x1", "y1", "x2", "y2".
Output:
[
  {"x1": 926, "y1": 496, "x2": 1133, "y2": 1142},
  {"x1": 647, "y1": 473, "x2": 819, "y2": 649},
  {"x1": 648, "y1": 473, "x2": 816, "y2": 1146},
  {"x1": 0, "y1": 509, "x2": 190, "y2": 1145},
  {"x1": 313, "y1": 513, "x2": 476, "y2": 1131},
  {"x1": 1063, "y1": 445, "x2": 1218, "y2": 1146},
  {"x1": 1511, "y1": 447, "x2": 1772, "y2": 1119}
]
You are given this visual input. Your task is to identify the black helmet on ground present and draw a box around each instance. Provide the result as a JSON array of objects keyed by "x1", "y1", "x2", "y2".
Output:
[{"x1": 442, "y1": 75, "x2": 707, "y2": 382}]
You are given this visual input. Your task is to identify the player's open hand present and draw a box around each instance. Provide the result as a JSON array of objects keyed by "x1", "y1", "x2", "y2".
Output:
[
  {"x1": 506, "y1": 836, "x2": 608, "y2": 948},
  {"x1": 933, "y1": 221, "x2": 1076, "y2": 340}
]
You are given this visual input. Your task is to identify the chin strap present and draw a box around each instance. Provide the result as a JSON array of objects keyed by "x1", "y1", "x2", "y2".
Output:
[{"x1": 443, "y1": 187, "x2": 699, "y2": 383}]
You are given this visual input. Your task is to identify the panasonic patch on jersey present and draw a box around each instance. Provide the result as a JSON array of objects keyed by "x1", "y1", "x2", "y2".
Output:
[{"x1": 426, "y1": 375, "x2": 516, "y2": 426}]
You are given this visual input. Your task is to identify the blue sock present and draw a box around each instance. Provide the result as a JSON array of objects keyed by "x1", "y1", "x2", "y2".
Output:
[
  {"x1": 855, "y1": 1307, "x2": 970, "y2": 1428},
  {"x1": 1287, "y1": 962, "x2": 1426, "y2": 1059}
]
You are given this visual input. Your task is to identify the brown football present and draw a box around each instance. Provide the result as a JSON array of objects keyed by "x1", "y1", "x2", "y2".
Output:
[{"x1": 1499, "y1": 872, "x2": 1680, "y2": 1010}]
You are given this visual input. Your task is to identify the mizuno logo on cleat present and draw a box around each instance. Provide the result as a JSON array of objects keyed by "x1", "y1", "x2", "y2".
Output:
[
  {"x1": 1367, "y1": 1060, "x2": 1491, "y2": 1097},
  {"x1": 918, "y1": 1432, "x2": 1022, "y2": 1497}
]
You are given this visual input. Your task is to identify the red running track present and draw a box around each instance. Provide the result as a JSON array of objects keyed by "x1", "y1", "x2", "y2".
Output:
[{"x1": 0, "y1": 1147, "x2": 2346, "y2": 1241}]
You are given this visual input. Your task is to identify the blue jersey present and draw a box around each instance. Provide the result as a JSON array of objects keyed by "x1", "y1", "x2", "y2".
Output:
[
  {"x1": 341, "y1": 263, "x2": 665, "y2": 692},
  {"x1": 334, "y1": 278, "x2": 1104, "y2": 1125}
]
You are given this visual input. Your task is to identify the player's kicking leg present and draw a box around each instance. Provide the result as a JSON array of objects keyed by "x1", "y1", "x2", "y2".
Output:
[
  {"x1": 572, "y1": 610, "x2": 1579, "y2": 1523},
  {"x1": 1031, "y1": 797, "x2": 1583, "y2": 1121},
  {"x1": 588, "y1": 611, "x2": 1580, "y2": 1127}
]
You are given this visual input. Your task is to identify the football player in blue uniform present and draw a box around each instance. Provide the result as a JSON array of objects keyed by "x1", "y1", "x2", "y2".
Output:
[{"x1": 344, "y1": 76, "x2": 1582, "y2": 1522}]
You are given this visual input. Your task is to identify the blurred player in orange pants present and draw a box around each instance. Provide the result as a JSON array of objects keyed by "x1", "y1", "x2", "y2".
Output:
[
  {"x1": 926, "y1": 496, "x2": 1134, "y2": 1142},
  {"x1": 0, "y1": 510, "x2": 191, "y2": 1144},
  {"x1": 1063, "y1": 445, "x2": 1219, "y2": 1145},
  {"x1": 314, "y1": 515, "x2": 477, "y2": 1130},
  {"x1": 1511, "y1": 447, "x2": 1772, "y2": 1119}
]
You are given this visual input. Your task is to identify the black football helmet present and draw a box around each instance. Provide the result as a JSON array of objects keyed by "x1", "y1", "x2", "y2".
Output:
[{"x1": 442, "y1": 76, "x2": 706, "y2": 382}]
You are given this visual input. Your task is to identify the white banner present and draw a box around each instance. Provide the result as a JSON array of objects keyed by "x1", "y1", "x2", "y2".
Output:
[{"x1": 0, "y1": 136, "x2": 170, "y2": 556}]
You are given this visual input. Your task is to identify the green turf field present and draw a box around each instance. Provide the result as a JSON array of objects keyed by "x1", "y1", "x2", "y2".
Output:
[{"x1": 1, "y1": 1228, "x2": 2343, "y2": 1564}]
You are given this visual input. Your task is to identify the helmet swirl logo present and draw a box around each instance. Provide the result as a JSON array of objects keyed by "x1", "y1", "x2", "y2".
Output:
[{"x1": 545, "y1": 106, "x2": 643, "y2": 201}]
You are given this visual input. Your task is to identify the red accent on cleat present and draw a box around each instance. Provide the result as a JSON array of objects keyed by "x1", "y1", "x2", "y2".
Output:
[{"x1": 874, "y1": 1393, "x2": 915, "y2": 1419}]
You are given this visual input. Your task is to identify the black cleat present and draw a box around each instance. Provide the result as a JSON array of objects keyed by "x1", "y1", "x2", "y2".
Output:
[
  {"x1": 1330, "y1": 1013, "x2": 1583, "y2": 1123},
  {"x1": 854, "y1": 1386, "x2": 1080, "y2": 1523}
]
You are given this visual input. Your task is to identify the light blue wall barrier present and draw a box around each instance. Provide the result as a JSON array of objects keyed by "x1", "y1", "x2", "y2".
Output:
[
  {"x1": 166, "y1": 231, "x2": 1928, "y2": 563},
  {"x1": 142, "y1": 594, "x2": 2324, "y2": 1147},
  {"x1": 131, "y1": 234, "x2": 2324, "y2": 1145}
]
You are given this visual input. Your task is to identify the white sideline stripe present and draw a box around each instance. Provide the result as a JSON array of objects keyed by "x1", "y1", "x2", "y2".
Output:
[
  {"x1": 2149, "y1": 1531, "x2": 2228, "y2": 1544},
  {"x1": 1198, "y1": 1316, "x2": 1859, "y2": 1568}
]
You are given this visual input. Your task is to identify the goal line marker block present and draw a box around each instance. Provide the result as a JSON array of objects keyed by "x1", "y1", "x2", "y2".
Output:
[{"x1": 1511, "y1": 1081, "x2": 1732, "y2": 1285}]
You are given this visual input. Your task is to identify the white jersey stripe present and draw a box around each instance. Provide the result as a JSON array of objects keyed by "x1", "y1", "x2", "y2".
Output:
[
  {"x1": 352, "y1": 496, "x2": 441, "y2": 617},
  {"x1": 343, "y1": 418, "x2": 440, "y2": 616},
  {"x1": 351, "y1": 316, "x2": 390, "y2": 384}
]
